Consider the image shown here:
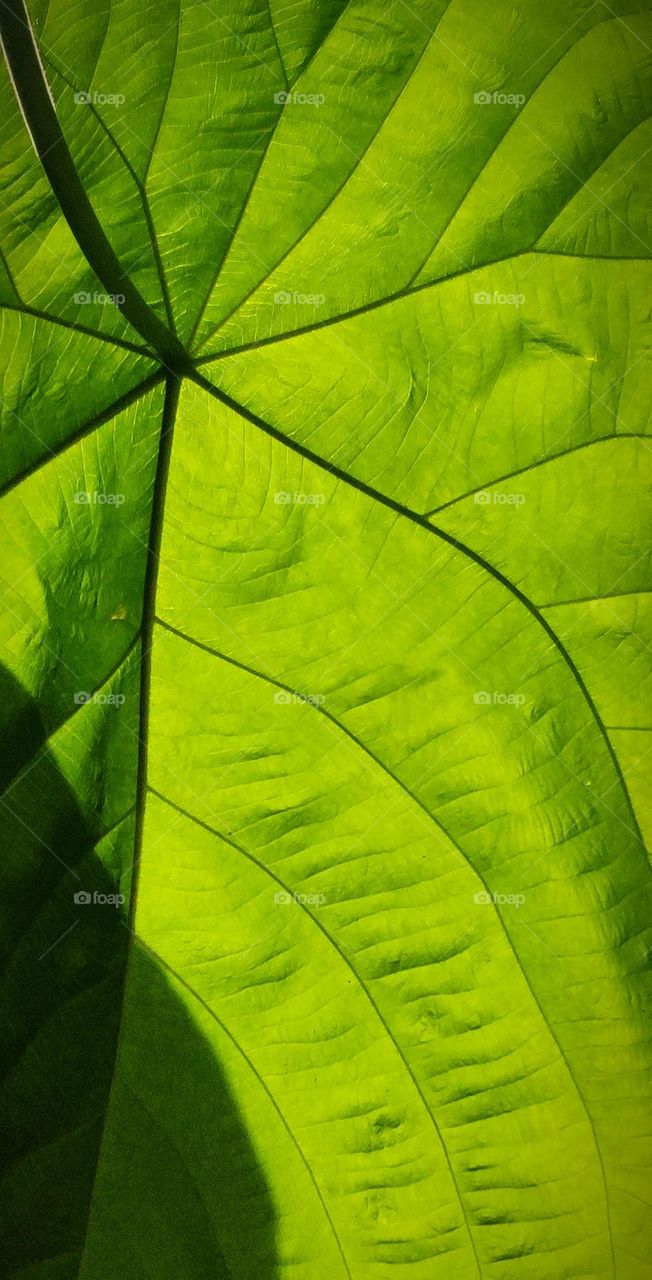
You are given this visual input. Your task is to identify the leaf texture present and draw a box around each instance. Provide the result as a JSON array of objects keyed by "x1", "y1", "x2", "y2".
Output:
[{"x1": 0, "y1": 1, "x2": 650, "y2": 1278}]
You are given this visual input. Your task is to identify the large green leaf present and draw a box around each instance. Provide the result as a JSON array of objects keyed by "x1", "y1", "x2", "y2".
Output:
[{"x1": 0, "y1": 0, "x2": 650, "y2": 1277}]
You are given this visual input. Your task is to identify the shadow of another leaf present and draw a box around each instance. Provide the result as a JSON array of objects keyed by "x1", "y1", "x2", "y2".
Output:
[{"x1": 0, "y1": 664, "x2": 279, "y2": 1280}]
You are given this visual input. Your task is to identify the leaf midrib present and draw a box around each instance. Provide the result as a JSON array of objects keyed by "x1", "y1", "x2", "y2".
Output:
[
  {"x1": 2, "y1": 0, "x2": 637, "y2": 857},
  {"x1": 3, "y1": 0, "x2": 646, "y2": 910},
  {"x1": 41, "y1": 50, "x2": 177, "y2": 335},
  {"x1": 189, "y1": 370, "x2": 647, "y2": 855},
  {"x1": 0, "y1": 0, "x2": 190, "y2": 373},
  {"x1": 3, "y1": 14, "x2": 641, "y2": 1277}
]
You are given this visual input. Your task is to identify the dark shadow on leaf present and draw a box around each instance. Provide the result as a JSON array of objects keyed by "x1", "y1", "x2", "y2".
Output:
[{"x1": 0, "y1": 666, "x2": 278, "y2": 1279}]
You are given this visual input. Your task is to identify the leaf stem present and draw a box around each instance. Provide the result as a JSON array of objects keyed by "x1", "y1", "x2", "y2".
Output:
[
  {"x1": 128, "y1": 373, "x2": 181, "y2": 938},
  {"x1": 0, "y1": 0, "x2": 190, "y2": 372}
]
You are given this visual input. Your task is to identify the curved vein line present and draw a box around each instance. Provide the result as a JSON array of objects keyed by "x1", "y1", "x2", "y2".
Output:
[
  {"x1": 265, "y1": 0, "x2": 289, "y2": 86},
  {"x1": 186, "y1": 87, "x2": 286, "y2": 348},
  {"x1": 153, "y1": 614, "x2": 487, "y2": 873},
  {"x1": 146, "y1": 788, "x2": 482, "y2": 1279},
  {"x1": 78, "y1": 377, "x2": 182, "y2": 1277},
  {"x1": 0, "y1": 805, "x2": 136, "y2": 980},
  {"x1": 136, "y1": 935, "x2": 353, "y2": 1280},
  {"x1": 521, "y1": 116, "x2": 652, "y2": 261},
  {"x1": 196, "y1": 241, "x2": 652, "y2": 364},
  {"x1": 195, "y1": 250, "x2": 529, "y2": 363},
  {"x1": 0, "y1": 301, "x2": 154, "y2": 355},
  {"x1": 405, "y1": 10, "x2": 638, "y2": 290},
  {"x1": 42, "y1": 51, "x2": 177, "y2": 333},
  {"x1": 196, "y1": 0, "x2": 456, "y2": 350},
  {"x1": 78, "y1": 0, "x2": 112, "y2": 94},
  {"x1": 605, "y1": 725, "x2": 652, "y2": 732},
  {"x1": 189, "y1": 367, "x2": 648, "y2": 857},
  {"x1": 121, "y1": 1080, "x2": 233, "y2": 1278},
  {"x1": 288, "y1": 0, "x2": 356, "y2": 87},
  {"x1": 0, "y1": 243, "x2": 22, "y2": 302},
  {"x1": 531, "y1": 249, "x2": 652, "y2": 262},
  {"x1": 0, "y1": 0, "x2": 189, "y2": 371},
  {"x1": 149, "y1": 622, "x2": 617, "y2": 1269},
  {"x1": 0, "y1": 9, "x2": 639, "y2": 1271},
  {"x1": 533, "y1": 120, "x2": 652, "y2": 252},
  {"x1": 141, "y1": 0, "x2": 182, "y2": 188},
  {"x1": 151, "y1": 621, "x2": 619, "y2": 1265},
  {"x1": 128, "y1": 375, "x2": 180, "y2": 943},
  {"x1": 540, "y1": 589, "x2": 652, "y2": 608},
  {"x1": 1, "y1": 970, "x2": 112, "y2": 1090},
  {"x1": 425, "y1": 433, "x2": 648, "y2": 516},
  {"x1": 0, "y1": 369, "x2": 164, "y2": 499},
  {"x1": 0, "y1": 632, "x2": 142, "y2": 807},
  {"x1": 187, "y1": 0, "x2": 357, "y2": 348}
]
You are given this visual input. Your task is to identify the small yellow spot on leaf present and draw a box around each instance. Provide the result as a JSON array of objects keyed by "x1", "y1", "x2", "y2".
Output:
[{"x1": 111, "y1": 606, "x2": 127, "y2": 621}]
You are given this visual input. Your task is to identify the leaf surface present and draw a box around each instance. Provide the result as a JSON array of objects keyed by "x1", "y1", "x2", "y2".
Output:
[{"x1": 0, "y1": 2, "x2": 650, "y2": 1278}]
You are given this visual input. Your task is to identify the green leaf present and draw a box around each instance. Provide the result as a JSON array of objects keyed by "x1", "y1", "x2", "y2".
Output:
[{"x1": 1, "y1": 1, "x2": 650, "y2": 1278}]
